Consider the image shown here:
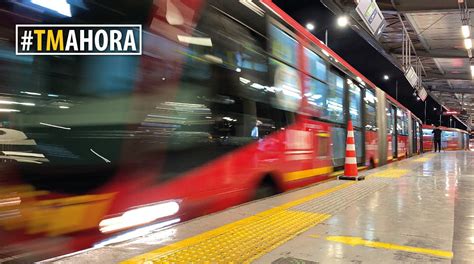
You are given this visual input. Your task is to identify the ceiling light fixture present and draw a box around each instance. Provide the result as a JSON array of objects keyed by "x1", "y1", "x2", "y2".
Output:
[{"x1": 337, "y1": 16, "x2": 349, "y2": 27}]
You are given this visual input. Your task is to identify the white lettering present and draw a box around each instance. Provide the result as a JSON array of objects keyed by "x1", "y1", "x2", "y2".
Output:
[
  {"x1": 65, "y1": 30, "x2": 78, "y2": 51},
  {"x1": 94, "y1": 29, "x2": 108, "y2": 51},
  {"x1": 80, "y1": 29, "x2": 93, "y2": 51},
  {"x1": 123, "y1": 30, "x2": 137, "y2": 51},
  {"x1": 109, "y1": 30, "x2": 122, "y2": 51}
]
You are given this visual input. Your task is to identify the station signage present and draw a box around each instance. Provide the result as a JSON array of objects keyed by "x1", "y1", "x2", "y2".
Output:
[
  {"x1": 355, "y1": 0, "x2": 386, "y2": 38},
  {"x1": 443, "y1": 111, "x2": 460, "y2": 116},
  {"x1": 417, "y1": 86, "x2": 428, "y2": 101},
  {"x1": 405, "y1": 66, "x2": 418, "y2": 88}
]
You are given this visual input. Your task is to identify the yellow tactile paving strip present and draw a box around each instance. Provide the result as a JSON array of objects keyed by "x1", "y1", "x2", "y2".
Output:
[
  {"x1": 122, "y1": 182, "x2": 354, "y2": 264},
  {"x1": 413, "y1": 153, "x2": 436, "y2": 163},
  {"x1": 136, "y1": 211, "x2": 329, "y2": 264},
  {"x1": 366, "y1": 169, "x2": 409, "y2": 179}
]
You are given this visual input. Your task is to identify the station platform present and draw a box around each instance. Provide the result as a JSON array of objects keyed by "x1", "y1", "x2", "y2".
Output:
[{"x1": 42, "y1": 151, "x2": 474, "y2": 264}]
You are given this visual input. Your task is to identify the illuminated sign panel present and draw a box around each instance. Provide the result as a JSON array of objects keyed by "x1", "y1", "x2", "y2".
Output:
[
  {"x1": 405, "y1": 66, "x2": 418, "y2": 88},
  {"x1": 443, "y1": 111, "x2": 460, "y2": 116},
  {"x1": 355, "y1": 0, "x2": 386, "y2": 38},
  {"x1": 417, "y1": 86, "x2": 428, "y2": 101}
]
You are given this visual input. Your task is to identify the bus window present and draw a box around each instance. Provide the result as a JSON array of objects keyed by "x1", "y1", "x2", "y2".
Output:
[
  {"x1": 386, "y1": 104, "x2": 394, "y2": 134},
  {"x1": 304, "y1": 48, "x2": 327, "y2": 82},
  {"x1": 423, "y1": 129, "x2": 432, "y2": 136},
  {"x1": 364, "y1": 88, "x2": 377, "y2": 131},
  {"x1": 355, "y1": 130, "x2": 364, "y2": 162},
  {"x1": 404, "y1": 112, "x2": 409, "y2": 135},
  {"x1": 256, "y1": 102, "x2": 295, "y2": 135},
  {"x1": 331, "y1": 127, "x2": 346, "y2": 167},
  {"x1": 160, "y1": 4, "x2": 274, "y2": 181},
  {"x1": 348, "y1": 82, "x2": 362, "y2": 127},
  {"x1": 270, "y1": 59, "x2": 302, "y2": 113},
  {"x1": 396, "y1": 108, "x2": 408, "y2": 135},
  {"x1": 327, "y1": 71, "x2": 344, "y2": 124},
  {"x1": 269, "y1": 24, "x2": 298, "y2": 67},
  {"x1": 304, "y1": 76, "x2": 329, "y2": 119}
]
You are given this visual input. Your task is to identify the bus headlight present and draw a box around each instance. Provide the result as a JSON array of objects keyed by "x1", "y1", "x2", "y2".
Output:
[{"x1": 99, "y1": 201, "x2": 180, "y2": 233}]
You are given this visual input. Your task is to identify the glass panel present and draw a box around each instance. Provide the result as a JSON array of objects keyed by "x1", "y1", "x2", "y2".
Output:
[
  {"x1": 355, "y1": 130, "x2": 363, "y2": 162},
  {"x1": 348, "y1": 83, "x2": 361, "y2": 127},
  {"x1": 269, "y1": 24, "x2": 298, "y2": 66},
  {"x1": 404, "y1": 112, "x2": 409, "y2": 135},
  {"x1": 396, "y1": 108, "x2": 404, "y2": 135},
  {"x1": 364, "y1": 88, "x2": 377, "y2": 131},
  {"x1": 395, "y1": 109, "x2": 408, "y2": 136},
  {"x1": 256, "y1": 102, "x2": 294, "y2": 132},
  {"x1": 386, "y1": 104, "x2": 394, "y2": 134},
  {"x1": 304, "y1": 48, "x2": 327, "y2": 81},
  {"x1": 304, "y1": 76, "x2": 328, "y2": 119},
  {"x1": 270, "y1": 59, "x2": 302, "y2": 113},
  {"x1": 422, "y1": 129, "x2": 432, "y2": 136},
  {"x1": 327, "y1": 72, "x2": 344, "y2": 124},
  {"x1": 331, "y1": 127, "x2": 346, "y2": 167}
]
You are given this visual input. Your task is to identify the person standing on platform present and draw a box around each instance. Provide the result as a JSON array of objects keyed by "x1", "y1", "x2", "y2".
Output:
[{"x1": 432, "y1": 125, "x2": 442, "y2": 152}]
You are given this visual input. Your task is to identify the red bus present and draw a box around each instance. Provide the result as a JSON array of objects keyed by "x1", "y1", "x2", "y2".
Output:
[
  {"x1": 0, "y1": 0, "x2": 436, "y2": 261},
  {"x1": 422, "y1": 125, "x2": 470, "y2": 152}
]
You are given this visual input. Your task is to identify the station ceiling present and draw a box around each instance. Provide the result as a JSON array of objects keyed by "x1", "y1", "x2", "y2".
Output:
[{"x1": 322, "y1": 0, "x2": 474, "y2": 129}]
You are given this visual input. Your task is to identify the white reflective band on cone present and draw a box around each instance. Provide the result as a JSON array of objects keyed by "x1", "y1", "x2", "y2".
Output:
[
  {"x1": 347, "y1": 131, "x2": 354, "y2": 137},
  {"x1": 345, "y1": 157, "x2": 357, "y2": 164},
  {"x1": 346, "y1": 144, "x2": 356, "y2": 151}
]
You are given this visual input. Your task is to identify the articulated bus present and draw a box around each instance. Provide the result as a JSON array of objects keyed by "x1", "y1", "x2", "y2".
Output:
[
  {"x1": 0, "y1": 0, "x2": 451, "y2": 261},
  {"x1": 422, "y1": 125, "x2": 470, "y2": 152}
]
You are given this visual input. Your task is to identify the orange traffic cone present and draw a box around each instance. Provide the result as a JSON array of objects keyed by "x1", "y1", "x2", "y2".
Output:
[{"x1": 338, "y1": 119, "x2": 364, "y2": 181}]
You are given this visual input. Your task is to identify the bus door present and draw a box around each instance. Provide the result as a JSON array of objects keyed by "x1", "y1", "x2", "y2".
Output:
[
  {"x1": 348, "y1": 81, "x2": 363, "y2": 165},
  {"x1": 412, "y1": 119, "x2": 418, "y2": 154},
  {"x1": 391, "y1": 105, "x2": 398, "y2": 159},
  {"x1": 419, "y1": 123, "x2": 423, "y2": 153},
  {"x1": 386, "y1": 103, "x2": 396, "y2": 160}
]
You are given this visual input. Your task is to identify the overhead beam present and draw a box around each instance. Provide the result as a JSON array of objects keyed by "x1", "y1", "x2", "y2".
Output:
[
  {"x1": 425, "y1": 73, "x2": 472, "y2": 81},
  {"x1": 430, "y1": 88, "x2": 474, "y2": 94},
  {"x1": 392, "y1": 50, "x2": 470, "y2": 59},
  {"x1": 378, "y1": 0, "x2": 474, "y2": 13}
]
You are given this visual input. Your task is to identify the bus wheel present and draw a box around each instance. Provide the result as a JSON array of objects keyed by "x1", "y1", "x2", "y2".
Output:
[{"x1": 253, "y1": 175, "x2": 279, "y2": 201}]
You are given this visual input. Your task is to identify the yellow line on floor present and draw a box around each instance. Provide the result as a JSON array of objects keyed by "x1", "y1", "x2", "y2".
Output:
[
  {"x1": 413, "y1": 154, "x2": 435, "y2": 162},
  {"x1": 413, "y1": 157, "x2": 430, "y2": 162},
  {"x1": 121, "y1": 182, "x2": 355, "y2": 264},
  {"x1": 325, "y1": 236, "x2": 453, "y2": 259}
]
